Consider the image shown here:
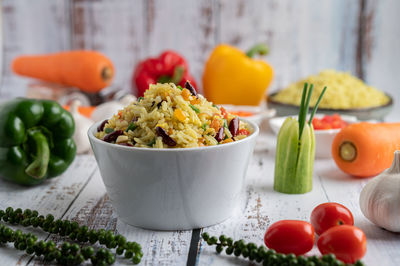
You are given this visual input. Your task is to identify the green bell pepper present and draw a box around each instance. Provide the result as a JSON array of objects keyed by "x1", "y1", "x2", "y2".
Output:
[{"x1": 0, "y1": 98, "x2": 76, "y2": 186}]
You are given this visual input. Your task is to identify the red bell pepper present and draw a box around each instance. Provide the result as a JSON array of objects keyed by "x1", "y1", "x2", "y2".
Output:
[{"x1": 133, "y1": 50, "x2": 197, "y2": 96}]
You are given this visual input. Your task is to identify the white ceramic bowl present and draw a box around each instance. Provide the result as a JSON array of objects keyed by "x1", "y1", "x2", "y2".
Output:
[
  {"x1": 88, "y1": 119, "x2": 259, "y2": 230},
  {"x1": 269, "y1": 115, "x2": 358, "y2": 158}
]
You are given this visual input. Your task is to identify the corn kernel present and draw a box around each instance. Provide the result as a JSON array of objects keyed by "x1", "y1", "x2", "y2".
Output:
[
  {"x1": 181, "y1": 89, "x2": 191, "y2": 101},
  {"x1": 174, "y1": 108, "x2": 187, "y2": 122},
  {"x1": 190, "y1": 98, "x2": 201, "y2": 105}
]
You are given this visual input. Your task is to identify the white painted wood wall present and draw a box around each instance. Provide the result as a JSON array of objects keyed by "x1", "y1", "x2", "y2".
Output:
[{"x1": 0, "y1": 0, "x2": 399, "y2": 121}]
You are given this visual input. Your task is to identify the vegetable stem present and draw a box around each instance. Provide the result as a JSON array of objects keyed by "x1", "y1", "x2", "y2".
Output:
[
  {"x1": 298, "y1": 83, "x2": 313, "y2": 140},
  {"x1": 245, "y1": 44, "x2": 269, "y2": 58},
  {"x1": 308, "y1": 86, "x2": 327, "y2": 126},
  {"x1": 25, "y1": 129, "x2": 50, "y2": 179}
]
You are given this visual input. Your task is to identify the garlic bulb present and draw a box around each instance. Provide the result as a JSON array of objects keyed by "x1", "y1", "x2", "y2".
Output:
[
  {"x1": 91, "y1": 94, "x2": 136, "y2": 122},
  {"x1": 359, "y1": 150, "x2": 400, "y2": 232},
  {"x1": 70, "y1": 100, "x2": 94, "y2": 154}
]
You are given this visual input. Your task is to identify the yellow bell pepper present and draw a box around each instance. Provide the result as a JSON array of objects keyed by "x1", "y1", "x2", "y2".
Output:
[{"x1": 202, "y1": 44, "x2": 274, "y2": 106}]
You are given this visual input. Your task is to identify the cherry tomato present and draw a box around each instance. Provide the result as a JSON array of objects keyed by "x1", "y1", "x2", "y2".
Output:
[
  {"x1": 311, "y1": 202, "x2": 354, "y2": 235},
  {"x1": 317, "y1": 225, "x2": 367, "y2": 263},
  {"x1": 264, "y1": 220, "x2": 315, "y2": 255}
]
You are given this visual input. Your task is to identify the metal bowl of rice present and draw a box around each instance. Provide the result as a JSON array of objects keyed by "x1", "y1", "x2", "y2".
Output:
[{"x1": 88, "y1": 83, "x2": 259, "y2": 230}]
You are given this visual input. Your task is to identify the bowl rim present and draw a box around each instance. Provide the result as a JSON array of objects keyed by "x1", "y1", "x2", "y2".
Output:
[
  {"x1": 88, "y1": 118, "x2": 259, "y2": 152},
  {"x1": 267, "y1": 91, "x2": 393, "y2": 112}
]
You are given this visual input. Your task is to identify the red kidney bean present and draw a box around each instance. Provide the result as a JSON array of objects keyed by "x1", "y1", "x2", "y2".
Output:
[
  {"x1": 156, "y1": 127, "x2": 177, "y2": 146},
  {"x1": 185, "y1": 81, "x2": 197, "y2": 97},
  {"x1": 215, "y1": 127, "x2": 225, "y2": 142},
  {"x1": 103, "y1": 130, "x2": 123, "y2": 143},
  {"x1": 229, "y1": 117, "x2": 239, "y2": 137},
  {"x1": 97, "y1": 119, "x2": 108, "y2": 132},
  {"x1": 157, "y1": 100, "x2": 165, "y2": 108}
]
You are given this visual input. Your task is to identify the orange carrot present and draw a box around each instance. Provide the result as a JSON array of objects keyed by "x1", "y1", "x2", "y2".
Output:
[
  {"x1": 12, "y1": 51, "x2": 114, "y2": 93},
  {"x1": 63, "y1": 105, "x2": 96, "y2": 118},
  {"x1": 332, "y1": 122, "x2": 400, "y2": 177}
]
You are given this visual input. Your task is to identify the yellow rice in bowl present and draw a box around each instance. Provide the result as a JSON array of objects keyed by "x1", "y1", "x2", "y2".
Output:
[
  {"x1": 271, "y1": 70, "x2": 390, "y2": 109},
  {"x1": 95, "y1": 83, "x2": 252, "y2": 148}
]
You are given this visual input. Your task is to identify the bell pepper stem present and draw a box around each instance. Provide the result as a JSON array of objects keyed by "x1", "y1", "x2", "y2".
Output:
[
  {"x1": 157, "y1": 65, "x2": 185, "y2": 84},
  {"x1": 171, "y1": 65, "x2": 184, "y2": 84},
  {"x1": 25, "y1": 129, "x2": 50, "y2": 179},
  {"x1": 246, "y1": 44, "x2": 269, "y2": 58}
]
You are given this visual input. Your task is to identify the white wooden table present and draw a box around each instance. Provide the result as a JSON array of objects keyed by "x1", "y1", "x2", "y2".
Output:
[{"x1": 0, "y1": 122, "x2": 398, "y2": 266}]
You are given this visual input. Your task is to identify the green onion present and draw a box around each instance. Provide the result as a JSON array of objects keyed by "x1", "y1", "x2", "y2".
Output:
[
  {"x1": 298, "y1": 83, "x2": 313, "y2": 140},
  {"x1": 212, "y1": 104, "x2": 219, "y2": 109},
  {"x1": 201, "y1": 124, "x2": 208, "y2": 131},
  {"x1": 147, "y1": 138, "x2": 156, "y2": 146},
  {"x1": 223, "y1": 119, "x2": 228, "y2": 128},
  {"x1": 138, "y1": 97, "x2": 144, "y2": 102},
  {"x1": 126, "y1": 122, "x2": 137, "y2": 132},
  {"x1": 177, "y1": 85, "x2": 183, "y2": 90},
  {"x1": 105, "y1": 128, "x2": 114, "y2": 134},
  {"x1": 189, "y1": 104, "x2": 200, "y2": 113},
  {"x1": 308, "y1": 86, "x2": 327, "y2": 126}
]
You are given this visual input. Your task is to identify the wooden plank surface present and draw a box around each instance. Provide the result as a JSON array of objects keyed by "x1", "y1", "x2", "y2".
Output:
[
  {"x1": 0, "y1": 128, "x2": 399, "y2": 265},
  {"x1": 56, "y1": 169, "x2": 193, "y2": 266},
  {"x1": 362, "y1": 0, "x2": 400, "y2": 121},
  {"x1": 0, "y1": 155, "x2": 97, "y2": 265},
  {"x1": 218, "y1": 0, "x2": 360, "y2": 94},
  {"x1": 1, "y1": 0, "x2": 398, "y2": 118},
  {"x1": 0, "y1": 0, "x2": 71, "y2": 98},
  {"x1": 0, "y1": 1, "x2": 399, "y2": 265},
  {"x1": 71, "y1": 0, "x2": 146, "y2": 92}
]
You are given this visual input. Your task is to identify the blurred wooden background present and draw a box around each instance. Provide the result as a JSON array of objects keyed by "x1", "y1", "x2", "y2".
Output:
[{"x1": 0, "y1": 0, "x2": 399, "y2": 120}]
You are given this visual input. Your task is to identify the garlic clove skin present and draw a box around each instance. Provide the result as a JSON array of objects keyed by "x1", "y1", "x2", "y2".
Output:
[
  {"x1": 91, "y1": 94, "x2": 136, "y2": 122},
  {"x1": 359, "y1": 151, "x2": 400, "y2": 232},
  {"x1": 119, "y1": 94, "x2": 136, "y2": 106},
  {"x1": 70, "y1": 100, "x2": 94, "y2": 154},
  {"x1": 91, "y1": 101, "x2": 124, "y2": 122}
]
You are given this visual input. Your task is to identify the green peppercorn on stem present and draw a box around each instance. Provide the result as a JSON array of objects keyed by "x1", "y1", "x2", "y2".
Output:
[
  {"x1": 201, "y1": 233, "x2": 364, "y2": 266},
  {"x1": 0, "y1": 207, "x2": 143, "y2": 265}
]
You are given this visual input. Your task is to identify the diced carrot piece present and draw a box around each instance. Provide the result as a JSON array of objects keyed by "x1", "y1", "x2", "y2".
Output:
[
  {"x1": 168, "y1": 128, "x2": 173, "y2": 135},
  {"x1": 220, "y1": 106, "x2": 229, "y2": 119},
  {"x1": 198, "y1": 113, "x2": 210, "y2": 120},
  {"x1": 210, "y1": 118, "x2": 221, "y2": 131},
  {"x1": 229, "y1": 110, "x2": 254, "y2": 117},
  {"x1": 238, "y1": 129, "x2": 250, "y2": 136},
  {"x1": 222, "y1": 138, "x2": 233, "y2": 143}
]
